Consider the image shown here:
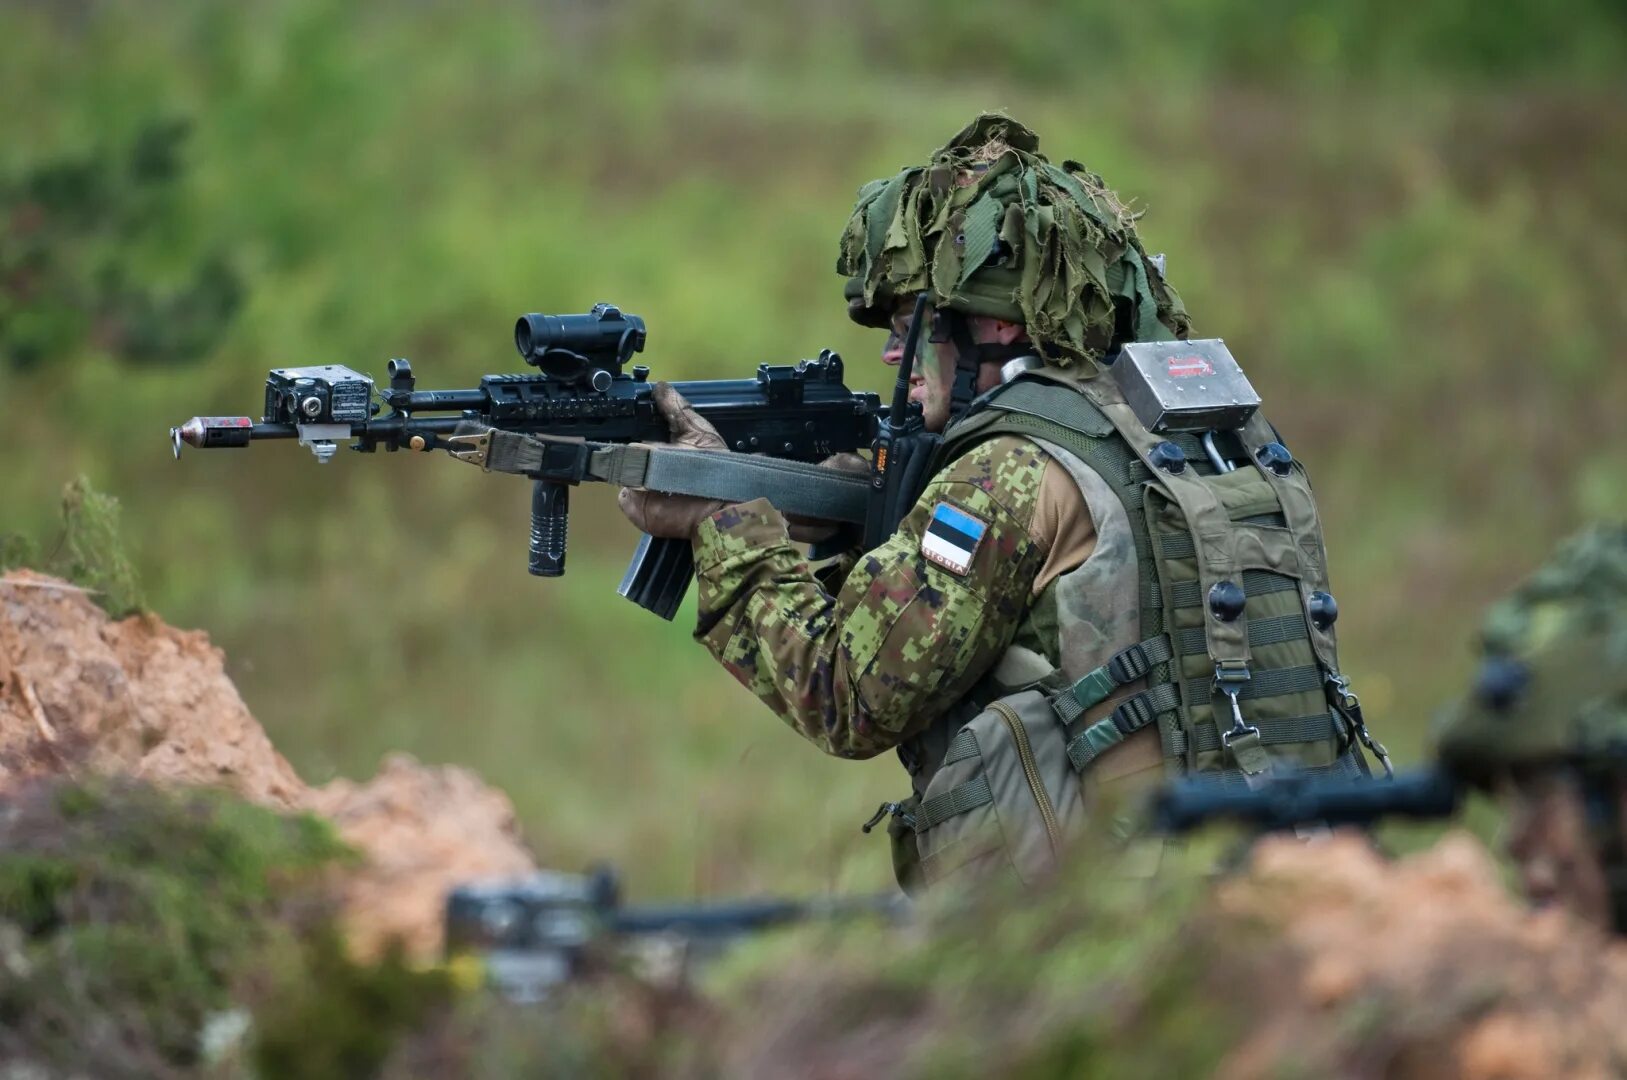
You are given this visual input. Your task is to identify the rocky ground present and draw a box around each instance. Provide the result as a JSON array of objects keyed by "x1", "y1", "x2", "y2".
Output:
[
  {"x1": 3, "y1": 566, "x2": 1625, "y2": 1078},
  {"x1": 0, "y1": 568, "x2": 536, "y2": 962}
]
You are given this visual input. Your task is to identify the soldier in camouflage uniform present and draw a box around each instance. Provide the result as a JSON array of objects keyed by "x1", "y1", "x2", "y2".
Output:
[
  {"x1": 1434, "y1": 525, "x2": 1627, "y2": 932},
  {"x1": 622, "y1": 114, "x2": 1363, "y2": 889}
]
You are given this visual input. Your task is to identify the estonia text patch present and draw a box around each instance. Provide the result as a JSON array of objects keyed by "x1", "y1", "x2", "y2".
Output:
[{"x1": 921, "y1": 501, "x2": 987, "y2": 576}]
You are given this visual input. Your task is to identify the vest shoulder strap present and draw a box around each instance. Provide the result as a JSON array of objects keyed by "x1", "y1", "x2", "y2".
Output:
[{"x1": 938, "y1": 375, "x2": 1118, "y2": 473}]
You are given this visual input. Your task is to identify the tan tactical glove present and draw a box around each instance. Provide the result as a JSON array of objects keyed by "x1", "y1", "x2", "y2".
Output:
[
  {"x1": 617, "y1": 382, "x2": 729, "y2": 539},
  {"x1": 786, "y1": 452, "x2": 870, "y2": 544}
]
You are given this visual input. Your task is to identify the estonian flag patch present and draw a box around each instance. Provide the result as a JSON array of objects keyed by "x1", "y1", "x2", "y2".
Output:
[{"x1": 921, "y1": 501, "x2": 988, "y2": 576}]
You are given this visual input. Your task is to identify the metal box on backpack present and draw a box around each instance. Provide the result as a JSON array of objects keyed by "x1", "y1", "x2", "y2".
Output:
[{"x1": 1110, "y1": 339, "x2": 1261, "y2": 434}]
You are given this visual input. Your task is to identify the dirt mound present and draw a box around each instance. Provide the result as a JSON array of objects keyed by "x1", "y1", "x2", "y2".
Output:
[
  {"x1": 0, "y1": 570, "x2": 537, "y2": 960},
  {"x1": 307, "y1": 753, "x2": 539, "y2": 961},
  {"x1": 0, "y1": 570, "x2": 304, "y2": 804},
  {"x1": 1220, "y1": 833, "x2": 1627, "y2": 1079}
]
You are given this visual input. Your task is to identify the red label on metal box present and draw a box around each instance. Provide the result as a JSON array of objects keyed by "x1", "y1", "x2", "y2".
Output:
[{"x1": 1167, "y1": 356, "x2": 1214, "y2": 378}]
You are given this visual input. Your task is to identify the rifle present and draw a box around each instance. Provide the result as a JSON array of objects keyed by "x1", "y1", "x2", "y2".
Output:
[
  {"x1": 1152, "y1": 767, "x2": 1462, "y2": 836},
  {"x1": 444, "y1": 867, "x2": 906, "y2": 1002},
  {"x1": 170, "y1": 303, "x2": 915, "y2": 619}
]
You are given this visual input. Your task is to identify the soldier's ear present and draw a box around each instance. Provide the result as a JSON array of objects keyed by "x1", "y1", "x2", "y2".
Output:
[{"x1": 989, "y1": 319, "x2": 1029, "y2": 345}]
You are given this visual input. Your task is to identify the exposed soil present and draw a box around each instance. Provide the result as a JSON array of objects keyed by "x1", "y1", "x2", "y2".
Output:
[
  {"x1": 1218, "y1": 833, "x2": 1627, "y2": 1079},
  {"x1": 0, "y1": 569, "x2": 537, "y2": 961},
  {"x1": 0, "y1": 570, "x2": 303, "y2": 804},
  {"x1": 305, "y1": 753, "x2": 538, "y2": 961}
]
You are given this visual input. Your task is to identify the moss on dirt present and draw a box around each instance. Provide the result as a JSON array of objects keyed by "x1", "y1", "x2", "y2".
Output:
[{"x1": 0, "y1": 779, "x2": 450, "y2": 1079}]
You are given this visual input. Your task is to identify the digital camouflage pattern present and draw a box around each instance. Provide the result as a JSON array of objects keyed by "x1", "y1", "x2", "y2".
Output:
[
  {"x1": 692, "y1": 437, "x2": 1057, "y2": 758},
  {"x1": 1435, "y1": 524, "x2": 1627, "y2": 781},
  {"x1": 837, "y1": 114, "x2": 1190, "y2": 363}
]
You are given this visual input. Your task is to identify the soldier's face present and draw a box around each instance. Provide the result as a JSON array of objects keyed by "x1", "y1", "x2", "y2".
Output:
[
  {"x1": 880, "y1": 302, "x2": 957, "y2": 432},
  {"x1": 880, "y1": 303, "x2": 1019, "y2": 433},
  {"x1": 1501, "y1": 770, "x2": 1616, "y2": 931}
]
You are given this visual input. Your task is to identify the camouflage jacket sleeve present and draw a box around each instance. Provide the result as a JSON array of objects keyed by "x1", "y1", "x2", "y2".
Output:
[{"x1": 690, "y1": 436, "x2": 1052, "y2": 759}]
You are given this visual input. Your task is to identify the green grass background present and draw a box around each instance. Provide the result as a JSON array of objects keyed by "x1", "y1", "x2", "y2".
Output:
[{"x1": 3, "y1": 0, "x2": 1624, "y2": 901}]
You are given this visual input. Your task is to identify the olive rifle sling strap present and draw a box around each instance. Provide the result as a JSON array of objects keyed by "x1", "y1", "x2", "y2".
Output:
[{"x1": 473, "y1": 428, "x2": 872, "y2": 524}]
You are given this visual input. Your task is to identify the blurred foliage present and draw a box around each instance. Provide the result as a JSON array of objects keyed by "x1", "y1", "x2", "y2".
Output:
[
  {"x1": 691, "y1": 837, "x2": 1242, "y2": 1079},
  {"x1": 0, "y1": 476, "x2": 146, "y2": 617},
  {"x1": 59, "y1": 476, "x2": 147, "y2": 617},
  {"x1": 0, "y1": 779, "x2": 454, "y2": 1079},
  {"x1": 377, "y1": 832, "x2": 1248, "y2": 1077},
  {"x1": 252, "y1": 931, "x2": 454, "y2": 1080},
  {"x1": 0, "y1": 781, "x2": 338, "y2": 1075},
  {"x1": 0, "y1": 0, "x2": 1624, "y2": 904},
  {"x1": 0, "y1": 117, "x2": 243, "y2": 372},
  {"x1": 0, "y1": 781, "x2": 1244, "y2": 1078}
]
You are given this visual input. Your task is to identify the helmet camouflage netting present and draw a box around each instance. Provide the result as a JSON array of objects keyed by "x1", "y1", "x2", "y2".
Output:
[
  {"x1": 837, "y1": 113, "x2": 1191, "y2": 365},
  {"x1": 1434, "y1": 524, "x2": 1627, "y2": 781}
]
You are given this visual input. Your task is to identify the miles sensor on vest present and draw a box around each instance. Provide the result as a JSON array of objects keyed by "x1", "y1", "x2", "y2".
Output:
[{"x1": 1110, "y1": 339, "x2": 1260, "y2": 433}]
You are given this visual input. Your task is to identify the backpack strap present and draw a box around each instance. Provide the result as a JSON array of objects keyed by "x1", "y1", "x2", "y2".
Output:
[
  {"x1": 1071, "y1": 374, "x2": 1274, "y2": 780},
  {"x1": 1234, "y1": 411, "x2": 1391, "y2": 775}
]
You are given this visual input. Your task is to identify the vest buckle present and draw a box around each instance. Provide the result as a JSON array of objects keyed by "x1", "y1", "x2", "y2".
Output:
[
  {"x1": 1214, "y1": 662, "x2": 1269, "y2": 781},
  {"x1": 1212, "y1": 663, "x2": 1256, "y2": 738},
  {"x1": 861, "y1": 801, "x2": 916, "y2": 834},
  {"x1": 1324, "y1": 673, "x2": 1394, "y2": 779}
]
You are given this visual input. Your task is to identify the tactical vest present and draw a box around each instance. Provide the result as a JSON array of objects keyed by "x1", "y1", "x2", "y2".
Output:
[{"x1": 883, "y1": 365, "x2": 1383, "y2": 890}]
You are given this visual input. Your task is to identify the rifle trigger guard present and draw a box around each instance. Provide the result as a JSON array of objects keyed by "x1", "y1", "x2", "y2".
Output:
[{"x1": 446, "y1": 431, "x2": 493, "y2": 470}]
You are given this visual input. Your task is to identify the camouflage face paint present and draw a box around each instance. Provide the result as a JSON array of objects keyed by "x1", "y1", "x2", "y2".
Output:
[
  {"x1": 1502, "y1": 773, "x2": 1616, "y2": 931},
  {"x1": 884, "y1": 301, "x2": 959, "y2": 433},
  {"x1": 914, "y1": 339, "x2": 958, "y2": 433}
]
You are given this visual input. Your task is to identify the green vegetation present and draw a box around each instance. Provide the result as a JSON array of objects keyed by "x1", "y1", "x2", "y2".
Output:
[
  {"x1": 0, "y1": 476, "x2": 146, "y2": 617},
  {"x1": 378, "y1": 833, "x2": 1248, "y2": 1078},
  {"x1": 0, "y1": 116, "x2": 244, "y2": 373},
  {"x1": 692, "y1": 839, "x2": 1243, "y2": 1080},
  {"x1": 0, "y1": 780, "x2": 442, "y2": 1077},
  {"x1": 2, "y1": 1, "x2": 1624, "y2": 906}
]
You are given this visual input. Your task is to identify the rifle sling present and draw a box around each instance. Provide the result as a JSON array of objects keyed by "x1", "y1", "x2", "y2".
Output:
[{"x1": 479, "y1": 429, "x2": 871, "y2": 524}]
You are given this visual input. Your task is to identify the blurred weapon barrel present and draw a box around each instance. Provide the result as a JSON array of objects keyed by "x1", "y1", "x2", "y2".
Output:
[
  {"x1": 445, "y1": 867, "x2": 907, "y2": 1002},
  {"x1": 1153, "y1": 766, "x2": 1462, "y2": 835}
]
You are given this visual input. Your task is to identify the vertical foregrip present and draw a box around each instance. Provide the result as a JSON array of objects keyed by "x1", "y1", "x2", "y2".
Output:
[{"x1": 529, "y1": 480, "x2": 569, "y2": 577}]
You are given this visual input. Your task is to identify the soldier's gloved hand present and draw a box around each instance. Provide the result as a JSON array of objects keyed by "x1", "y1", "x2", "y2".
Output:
[
  {"x1": 786, "y1": 452, "x2": 870, "y2": 544},
  {"x1": 617, "y1": 382, "x2": 729, "y2": 539}
]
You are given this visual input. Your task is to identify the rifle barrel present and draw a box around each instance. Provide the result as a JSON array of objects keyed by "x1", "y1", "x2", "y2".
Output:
[{"x1": 1154, "y1": 767, "x2": 1461, "y2": 834}]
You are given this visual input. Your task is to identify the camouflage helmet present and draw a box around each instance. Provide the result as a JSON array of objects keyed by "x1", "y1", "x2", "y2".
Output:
[
  {"x1": 837, "y1": 114, "x2": 1191, "y2": 365},
  {"x1": 1434, "y1": 525, "x2": 1627, "y2": 783}
]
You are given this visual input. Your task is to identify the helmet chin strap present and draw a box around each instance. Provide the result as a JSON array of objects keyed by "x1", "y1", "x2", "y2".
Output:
[{"x1": 944, "y1": 310, "x2": 1032, "y2": 415}]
